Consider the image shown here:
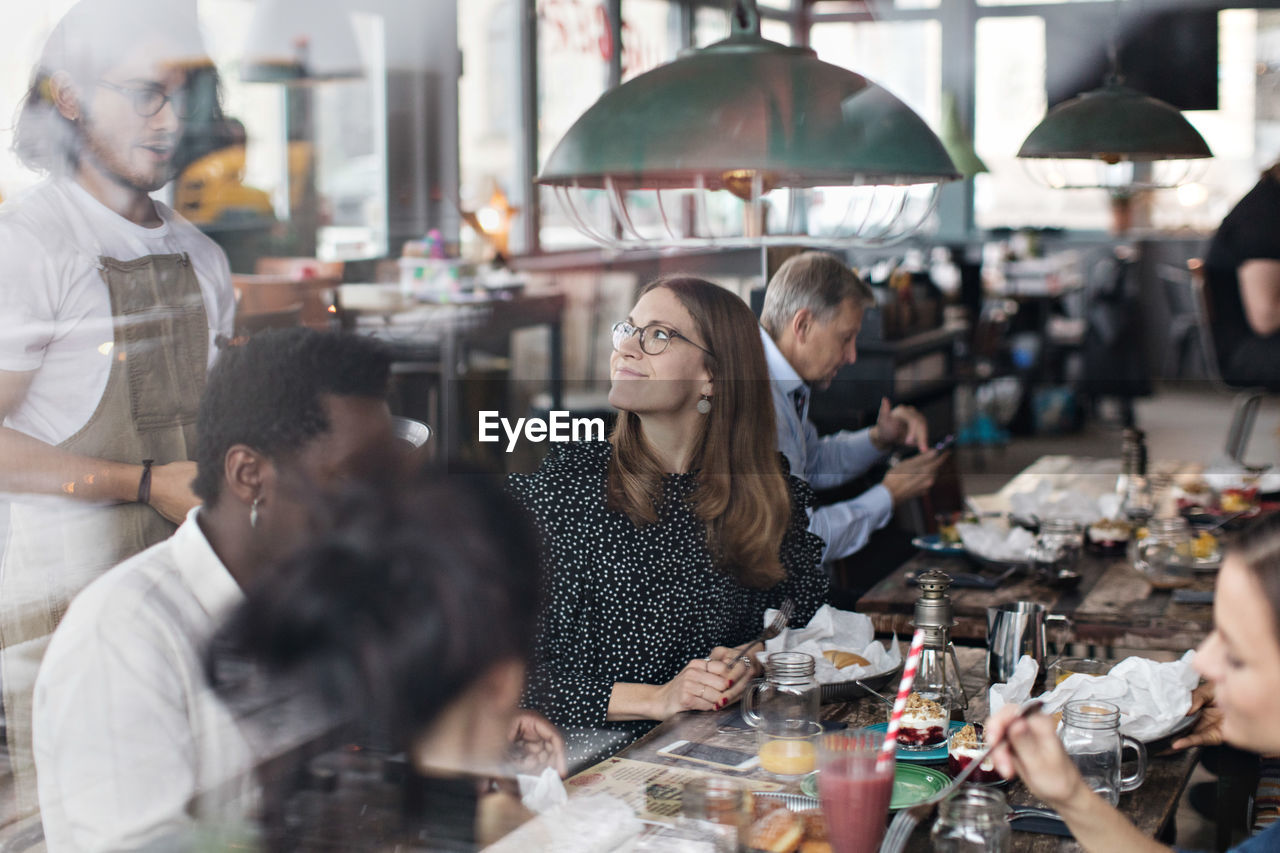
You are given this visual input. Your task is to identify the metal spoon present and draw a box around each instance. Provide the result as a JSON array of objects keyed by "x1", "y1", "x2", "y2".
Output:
[{"x1": 854, "y1": 681, "x2": 895, "y2": 707}]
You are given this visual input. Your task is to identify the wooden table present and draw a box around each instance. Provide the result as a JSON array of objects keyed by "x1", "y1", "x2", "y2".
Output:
[
  {"x1": 567, "y1": 645, "x2": 1199, "y2": 852},
  {"x1": 859, "y1": 455, "x2": 1215, "y2": 653},
  {"x1": 856, "y1": 550, "x2": 1214, "y2": 653}
]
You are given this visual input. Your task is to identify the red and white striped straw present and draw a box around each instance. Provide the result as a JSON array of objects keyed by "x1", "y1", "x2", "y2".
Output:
[{"x1": 878, "y1": 629, "x2": 926, "y2": 770}]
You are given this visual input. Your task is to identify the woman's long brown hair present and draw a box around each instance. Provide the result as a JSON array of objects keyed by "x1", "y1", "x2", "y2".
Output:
[{"x1": 607, "y1": 276, "x2": 791, "y2": 588}]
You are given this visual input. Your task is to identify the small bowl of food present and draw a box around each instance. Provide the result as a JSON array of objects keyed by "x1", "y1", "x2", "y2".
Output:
[
  {"x1": 1219, "y1": 486, "x2": 1260, "y2": 516},
  {"x1": 896, "y1": 692, "x2": 950, "y2": 750},
  {"x1": 947, "y1": 723, "x2": 1003, "y2": 785},
  {"x1": 1173, "y1": 480, "x2": 1216, "y2": 513},
  {"x1": 1086, "y1": 519, "x2": 1132, "y2": 554}
]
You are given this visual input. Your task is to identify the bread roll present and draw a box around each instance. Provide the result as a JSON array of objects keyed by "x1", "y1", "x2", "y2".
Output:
[
  {"x1": 749, "y1": 806, "x2": 803, "y2": 853},
  {"x1": 822, "y1": 649, "x2": 871, "y2": 669}
]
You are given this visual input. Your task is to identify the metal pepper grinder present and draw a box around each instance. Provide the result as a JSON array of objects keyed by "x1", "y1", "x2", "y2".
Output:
[{"x1": 911, "y1": 569, "x2": 969, "y2": 711}]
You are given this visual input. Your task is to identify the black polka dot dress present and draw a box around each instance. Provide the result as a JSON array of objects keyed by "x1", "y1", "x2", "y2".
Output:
[{"x1": 507, "y1": 440, "x2": 827, "y2": 754}]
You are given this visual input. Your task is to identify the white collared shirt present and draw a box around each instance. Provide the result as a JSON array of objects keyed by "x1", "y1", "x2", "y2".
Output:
[
  {"x1": 759, "y1": 327, "x2": 894, "y2": 563},
  {"x1": 33, "y1": 507, "x2": 255, "y2": 852}
]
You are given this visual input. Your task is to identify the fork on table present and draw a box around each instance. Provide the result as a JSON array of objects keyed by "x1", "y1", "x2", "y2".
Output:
[{"x1": 730, "y1": 597, "x2": 794, "y2": 669}]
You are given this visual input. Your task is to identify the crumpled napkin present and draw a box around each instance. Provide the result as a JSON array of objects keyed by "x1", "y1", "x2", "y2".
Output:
[
  {"x1": 761, "y1": 604, "x2": 901, "y2": 683},
  {"x1": 988, "y1": 655, "x2": 1040, "y2": 717},
  {"x1": 1203, "y1": 457, "x2": 1280, "y2": 493},
  {"x1": 518, "y1": 766, "x2": 569, "y2": 814},
  {"x1": 1009, "y1": 481, "x2": 1120, "y2": 523},
  {"x1": 957, "y1": 523, "x2": 1035, "y2": 563},
  {"x1": 1034, "y1": 651, "x2": 1199, "y2": 741},
  {"x1": 482, "y1": 792, "x2": 642, "y2": 852}
]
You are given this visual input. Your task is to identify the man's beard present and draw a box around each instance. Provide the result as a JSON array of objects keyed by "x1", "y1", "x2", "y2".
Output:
[{"x1": 76, "y1": 114, "x2": 175, "y2": 194}]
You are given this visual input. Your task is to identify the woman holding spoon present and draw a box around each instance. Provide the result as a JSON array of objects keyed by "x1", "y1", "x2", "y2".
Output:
[{"x1": 987, "y1": 513, "x2": 1280, "y2": 852}]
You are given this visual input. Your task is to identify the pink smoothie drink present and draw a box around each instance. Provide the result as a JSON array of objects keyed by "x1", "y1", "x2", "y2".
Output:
[{"x1": 818, "y1": 755, "x2": 894, "y2": 853}]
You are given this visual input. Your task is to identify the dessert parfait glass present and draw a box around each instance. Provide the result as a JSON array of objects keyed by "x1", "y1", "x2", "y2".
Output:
[
  {"x1": 946, "y1": 723, "x2": 1002, "y2": 784},
  {"x1": 894, "y1": 651, "x2": 952, "y2": 751}
]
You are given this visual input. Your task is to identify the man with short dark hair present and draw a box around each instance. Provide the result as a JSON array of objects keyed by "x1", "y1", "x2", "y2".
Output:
[
  {"x1": 760, "y1": 251, "x2": 946, "y2": 568},
  {"x1": 33, "y1": 329, "x2": 398, "y2": 851},
  {"x1": 0, "y1": 0, "x2": 234, "y2": 822}
]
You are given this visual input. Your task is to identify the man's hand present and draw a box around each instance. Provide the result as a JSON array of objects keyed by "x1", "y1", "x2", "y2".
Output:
[
  {"x1": 870, "y1": 398, "x2": 929, "y2": 452},
  {"x1": 882, "y1": 449, "x2": 946, "y2": 504},
  {"x1": 508, "y1": 710, "x2": 567, "y2": 777},
  {"x1": 146, "y1": 461, "x2": 200, "y2": 524}
]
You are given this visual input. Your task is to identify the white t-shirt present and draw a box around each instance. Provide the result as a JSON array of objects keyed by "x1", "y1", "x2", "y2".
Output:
[{"x1": 0, "y1": 179, "x2": 235, "y2": 446}]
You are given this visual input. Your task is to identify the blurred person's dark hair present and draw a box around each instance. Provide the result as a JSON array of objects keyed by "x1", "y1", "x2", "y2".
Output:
[
  {"x1": 213, "y1": 467, "x2": 540, "y2": 754},
  {"x1": 192, "y1": 329, "x2": 392, "y2": 505},
  {"x1": 13, "y1": 0, "x2": 219, "y2": 176}
]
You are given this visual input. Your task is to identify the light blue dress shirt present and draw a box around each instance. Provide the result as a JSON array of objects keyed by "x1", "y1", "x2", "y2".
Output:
[{"x1": 760, "y1": 327, "x2": 895, "y2": 563}]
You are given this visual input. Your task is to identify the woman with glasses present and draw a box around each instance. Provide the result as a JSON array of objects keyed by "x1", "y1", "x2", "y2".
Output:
[{"x1": 509, "y1": 276, "x2": 827, "y2": 759}]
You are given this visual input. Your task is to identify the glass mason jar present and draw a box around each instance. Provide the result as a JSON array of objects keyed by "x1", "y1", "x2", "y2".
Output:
[
  {"x1": 681, "y1": 777, "x2": 747, "y2": 853},
  {"x1": 741, "y1": 652, "x2": 820, "y2": 777},
  {"x1": 1059, "y1": 700, "x2": 1147, "y2": 806},
  {"x1": 1133, "y1": 517, "x2": 1194, "y2": 586},
  {"x1": 1031, "y1": 518, "x2": 1082, "y2": 582},
  {"x1": 930, "y1": 786, "x2": 1011, "y2": 852}
]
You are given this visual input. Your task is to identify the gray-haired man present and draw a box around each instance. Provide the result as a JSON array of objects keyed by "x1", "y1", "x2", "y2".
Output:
[{"x1": 759, "y1": 251, "x2": 946, "y2": 566}]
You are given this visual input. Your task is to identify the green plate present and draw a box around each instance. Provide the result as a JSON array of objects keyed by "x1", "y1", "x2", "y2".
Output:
[{"x1": 801, "y1": 763, "x2": 950, "y2": 810}]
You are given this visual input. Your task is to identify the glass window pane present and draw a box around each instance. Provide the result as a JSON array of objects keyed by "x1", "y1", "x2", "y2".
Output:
[
  {"x1": 810, "y1": 20, "x2": 941, "y2": 129},
  {"x1": 460, "y1": 0, "x2": 521, "y2": 257},
  {"x1": 974, "y1": 15, "x2": 1111, "y2": 230},
  {"x1": 694, "y1": 5, "x2": 729, "y2": 47},
  {"x1": 313, "y1": 12, "x2": 387, "y2": 261},
  {"x1": 979, "y1": 0, "x2": 1113, "y2": 6},
  {"x1": 536, "y1": 0, "x2": 612, "y2": 250},
  {"x1": 621, "y1": 0, "x2": 679, "y2": 82},
  {"x1": 1150, "y1": 10, "x2": 1270, "y2": 231},
  {"x1": 761, "y1": 18, "x2": 792, "y2": 46}
]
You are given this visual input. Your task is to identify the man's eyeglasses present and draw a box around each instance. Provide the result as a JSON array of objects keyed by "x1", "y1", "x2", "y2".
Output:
[
  {"x1": 96, "y1": 80, "x2": 193, "y2": 120},
  {"x1": 611, "y1": 321, "x2": 714, "y2": 357}
]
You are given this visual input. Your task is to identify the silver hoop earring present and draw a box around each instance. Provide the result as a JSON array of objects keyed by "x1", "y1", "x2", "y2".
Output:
[
  {"x1": 249, "y1": 497, "x2": 261, "y2": 529},
  {"x1": 696, "y1": 395, "x2": 712, "y2": 415}
]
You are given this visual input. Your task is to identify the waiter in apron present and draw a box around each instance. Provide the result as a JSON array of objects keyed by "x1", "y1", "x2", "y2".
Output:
[{"x1": 0, "y1": 0, "x2": 234, "y2": 823}]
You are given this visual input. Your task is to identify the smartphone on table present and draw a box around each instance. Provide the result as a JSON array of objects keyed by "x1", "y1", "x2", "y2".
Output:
[{"x1": 655, "y1": 739, "x2": 760, "y2": 772}]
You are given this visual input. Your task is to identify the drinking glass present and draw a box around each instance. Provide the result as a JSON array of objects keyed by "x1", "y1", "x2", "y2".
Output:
[
  {"x1": 682, "y1": 777, "x2": 748, "y2": 853},
  {"x1": 742, "y1": 652, "x2": 821, "y2": 777},
  {"x1": 1059, "y1": 700, "x2": 1147, "y2": 806},
  {"x1": 931, "y1": 787, "x2": 1011, "y2": 852},
  {"x1": 1133, "y1": 517, "x2": 1194, "y2": 587},
  {"x1": 817, "y1": 731, "x2": 895, "y2": 853},
  {"x1": 1030, "y1": 518, "x2": 1082, "y2": 583}
]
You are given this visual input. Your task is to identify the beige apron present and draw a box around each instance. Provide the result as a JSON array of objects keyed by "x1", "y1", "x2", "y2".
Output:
[{"x1": 0, "y1": 252, "x2": 208, "y2": 824}]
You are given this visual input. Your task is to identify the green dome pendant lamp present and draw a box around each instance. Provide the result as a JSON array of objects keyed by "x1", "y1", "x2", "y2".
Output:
[
  {"x1": 537, "y1": 1, "x2": 960, "y2": 249},
  {"x1": 1017, "y1": 44, "x2": 1211, "y2": 193}
]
